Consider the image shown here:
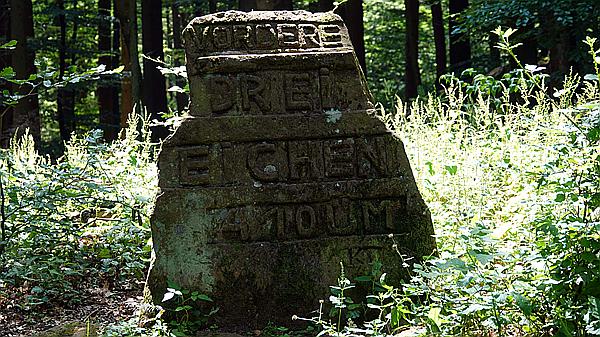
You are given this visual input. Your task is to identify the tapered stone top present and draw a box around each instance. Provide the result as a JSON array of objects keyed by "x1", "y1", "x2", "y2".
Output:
[{"x1": 147, "y1": 10, "x2": 435, "y2": 331}]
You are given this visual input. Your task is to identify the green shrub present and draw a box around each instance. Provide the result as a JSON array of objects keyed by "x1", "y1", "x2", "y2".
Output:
[
  {"x1": 0, "y1": 114, "x2": 158, "y2": 308},
  {"x1": 306, "y1": 31, "x2": 600, "y2": 337}
]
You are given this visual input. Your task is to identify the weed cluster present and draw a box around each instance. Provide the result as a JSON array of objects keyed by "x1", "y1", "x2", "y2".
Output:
[
  {"x1": 0, "y1": 114, "x2": 158, "y2": 309},
  {"x1": 306, "y1": 31, "x2": 600, "y2": 337}
]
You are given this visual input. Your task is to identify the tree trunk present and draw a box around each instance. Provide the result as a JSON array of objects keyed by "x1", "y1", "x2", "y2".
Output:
[
  {"x1": 115, "y1": 0, "x2": 141, "y2": 129},
  {"x1": 0, "y1": 0, "x2": 12, "y2": 147},
  {"x1": 172, "y1": 4, "x2": 188, "y2": 112},
  {"x1": 448, "y1": 0, "x2": 471, "y2": 73},
  {"x1": 318, "y1": 0, "x2": 334, "y2": 11},
  {"x1": 240, "y1": 0, "x2": 293, "y2": 10},
  {"x1": 141, "y1": 0, "x2": 168, "y2": 141},
  {"x1": 405, "y1": 0, "x2": 420, "y2": 99},
  {"x1": 9, "y1": 0, "x2": 40, "y2": 145},
  {"x1": 515, "y1": 33, "x2": 538, "y2": 67},
  {"x1": 431, "y1": 1, "x2": 446, "y2": 90},
  {"x1": 98, "y1": 0, "x2": 119, "y2": 140},
  {"x1": 209, "y1": 0, "x2": 217, "y2": 13},
  {"x1": 337, "y1": 0, "x2": 366, "y2": 75},
  {"x1": 488, "y1": 33, "x2": 500, "y2": 69},
  {"x1": 57, "y1": 0, "x2": 76, "y2": 142}
]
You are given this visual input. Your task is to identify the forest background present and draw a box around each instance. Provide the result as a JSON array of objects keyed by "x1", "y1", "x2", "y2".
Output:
[{"x1": 2, "y1": 0, "x2": 598, "y2": 156}]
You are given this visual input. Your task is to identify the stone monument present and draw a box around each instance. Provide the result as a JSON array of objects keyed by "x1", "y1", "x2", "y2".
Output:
[{"x1": 147, "y1": 10, "x2": 435, "y2": 330}]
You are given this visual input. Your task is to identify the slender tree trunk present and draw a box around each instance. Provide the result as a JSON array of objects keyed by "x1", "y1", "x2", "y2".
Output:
[
  {"x1": 57, "y1": 0, "x2": 77, "y2": 141},
  {"x1": 115, "y1": 0, "x2": 141, "y2": 129},
  {"x1": 141, "y1": 0, "x2": 169, "y2": 140},
  {"x1": 318, "y1": 0, "x2": 334, "y2": 11},
  {"x1": 448, "y1": 0, "x2": 471, "y2": 73},
  {"x1": 431, "y1": 1, "x2": 446, "y2": 90},
  {"x1": 0, "y1": 0, "x2": 12, "y2": 147},
  {"x1": 405, "y1": 0, "x2": 420, "y2": 99},
  {"x1": 172, "y1": 4, "x2": 188, "y2": 112},
  {"x1": 488, "y1": 33, "x2": 500, "y2": 69},
  {"x1": 515, "y1": 32, "x2": 538, "y2": 66},
  {"x1": 240, "y1": 0, "x2": 293, "y2": 10},
  {"x1": 209, "y1": 0, "x2": 217, "y2": 13},
  {"x1": 10, "y1": 0, "x2": 40, "y2": 145},
  {"x1": 111, "y1": 0, "x2": 121, "y2": 132},
  {"x1": 98, "y1": 0, "x2": 119, "y2": 140},
  {"x1": 338, "y1": 0, "x2": 366, "y2": 75}
]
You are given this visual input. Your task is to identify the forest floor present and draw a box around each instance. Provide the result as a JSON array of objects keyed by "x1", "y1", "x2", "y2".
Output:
[{"x1": 0, "y1": 285, "x2": 142, "y2": 337}]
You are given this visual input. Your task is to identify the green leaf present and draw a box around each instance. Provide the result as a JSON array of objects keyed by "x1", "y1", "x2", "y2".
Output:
[
  {"x1": 555, "y1": 193, "x2": 566, "y2": 202},
  {"x1": 0, "y1": 67, "x2": 15, "y2": 78},
  {"x1": 0, "y1": 40, "x2": 17, "y2": 49}
]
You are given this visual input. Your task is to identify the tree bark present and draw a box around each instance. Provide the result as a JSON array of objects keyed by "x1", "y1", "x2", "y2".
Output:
[
  {"x1": 57, "y1": 0, "x2": 76, "y2": 142},
  {"x1": 115, "y1": 0, "x2": 141, "y2": 129},
  {"x1": 209, "y1": 0, "x2": 217, "y2": 13},
  {"x1": 515, "y1": 33, "x2": 538, "y2": 67},
  {"x1": 448, "y1": 0, "x2": 471, "y2": 73},
  {"x1": 141, "y1": 0, "x2": 169, "y2": 140},
  {"x1": 405, "y1": 0, "x2": 420, "y2": 99},
  {"x1": 318, "y1": 0, "x2": 334, "y2": 11},
  {"x1": 9, "y1": 0, "x2": 40, "y2": 145},
  {"x1": 98, "y1": 0, "x2": 119, "y2": 141},
  {"x1": 488, "y1": 33, "x2": 500, "y2": 69},
  {"x1": 172, "y1": 2, "x2": 188, "y2": 112},
  {"x1": 431, "y1": 1, "x2": 446, "y2": 90},
  {"x1": 337, "y1": 0, "x2": 366, "y2": 75},
  {"x1": 240, "y1": 0, "x2": 293, "y2": 10},
  {"x1": 0, "y1": 0, "x2": 12, "y2": 147}
]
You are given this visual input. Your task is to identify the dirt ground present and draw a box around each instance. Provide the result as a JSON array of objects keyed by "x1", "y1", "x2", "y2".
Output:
[{"x1": 0, "y1": 285, "x2": 142, "y2": 337}]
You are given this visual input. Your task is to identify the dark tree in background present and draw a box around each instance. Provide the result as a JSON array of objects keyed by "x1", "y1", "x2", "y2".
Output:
[
  {"x1": 115, "y1": 0, "x2": 141, "y2": 130},
  {"x1": 141, "y1": 0, "x2": 168, "y2": 141},
  {"x1": 10, "y1": 0, "x2": 40, "y2": 144},
  {"x1": 404, "y1": 0, "x2": 420, "y2": 99},
  {"x1": 449, "y1": 0, "x2": 471, "y2": 73},
  {"x1": 239, "y1": 0, "x2": 293, "y2": 10},
  {"x1": 171, "y1": 3, "x2": 188, "y2": 113},
  {"x1": 56, "y1": 0, "x2": 77, "y2": 141},
  {"x1": 338, "y1": 0, "x2": 366, "y2": 74},
  {"x1": 0, "y1": 0, "x2": 12, "y2": 147},
  {"x1": 97, "y1": 0, "x2": 119, "y2": 140},
  {"x1": 431, "y1": 1, "x2": 446, "y2": 90}
]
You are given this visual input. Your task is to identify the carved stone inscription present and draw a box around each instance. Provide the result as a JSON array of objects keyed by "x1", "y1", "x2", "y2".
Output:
[
  {"x1": 211, "y1": 197, "x2": 409, "y2": 244},
  {"x1": 148, "y1": 11, "x2": 435, "y2": 330},
  {"x1": 187, "y1": 22, "x2": 344, "y2": 53},
  {"x1": 177, "y1": 135, "x2": 401, "y2": 186}
]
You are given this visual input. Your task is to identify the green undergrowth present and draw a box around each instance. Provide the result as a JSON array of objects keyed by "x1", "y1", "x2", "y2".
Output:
[
  {"x1": 0, "y1": 114, "x2": 158, "y2": 310},
  {"x1": 302, "y1": 33, "x2": 600, "y2": 337}
]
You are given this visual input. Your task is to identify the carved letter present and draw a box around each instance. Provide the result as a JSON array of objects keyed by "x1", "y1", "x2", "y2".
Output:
[
  {"x1": 233, "y1": 25, "x2": 255, "y2": 49},
  {"x1": 299, "y1": 24, "x2": 321, "y2": 48},
  {"x1": 319, "y1": 68, "x2": 334, "y2": 110},
  {"x1": 296, "y1": 205, "x2": 316, "y2": 237},
  {"x1": 212, "y1": 26, "x2": 233, "y2": 50},
  {"x1": 325, "y1": 198, "x2": 354, "y2": 235},
  {"x1": 319, "y1": 25, "x2": 343, "y2": 48},
  {"x1": 285, "y1": 73, "x2": 313, "y2": 110},
  {"x1": 180, "y1": 146, "x2": 211, "y2": 186},
  {"x1": 277, "y1": 24, "x2": 300, "y2": 48},
  {"x1": 255, "y1": 24, "x2": 277, "y2": 49},
  {"x1": 357, "y1": 137, "x2": 388, "y2": 177},
  {"x1": 241, "y1": 74, "x2": 269, "y2": 112},
  {"x1": 324, "y1": 138, "x2": 356, "y2": 178},
  {"x1": 247, "y1": 143, "x2": 287, "y2": 182},
  {"x1": 209, "y1": 76, "x2": 235, "y2": 113},
  {"x1": 288, "y1": 140, "x2": 324, "y2": 181}
]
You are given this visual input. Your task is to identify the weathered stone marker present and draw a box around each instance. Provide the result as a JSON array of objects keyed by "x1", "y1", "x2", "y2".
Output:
[{"x1": 147, "y1": 10, "x2": 435, "y2": 329}]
